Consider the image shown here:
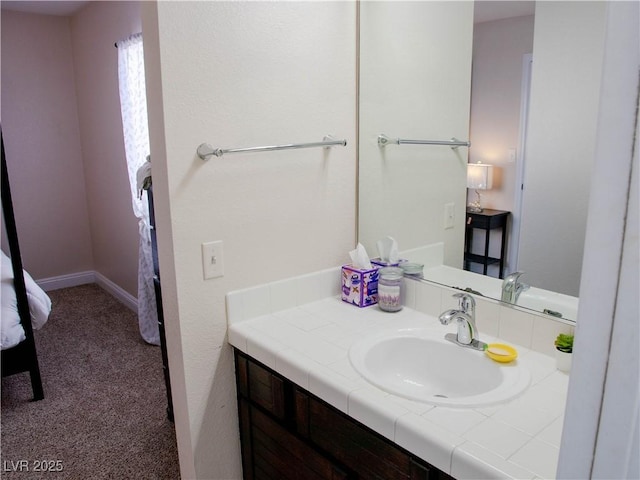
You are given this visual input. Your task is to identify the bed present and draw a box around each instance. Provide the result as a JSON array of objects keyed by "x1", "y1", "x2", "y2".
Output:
[{"x1": 1, "y1": 128, "x2": 51, "y2": 400}]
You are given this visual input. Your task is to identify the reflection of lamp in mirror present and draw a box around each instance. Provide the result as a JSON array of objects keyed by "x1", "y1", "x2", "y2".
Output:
[{"x1": 467, "y1": 162, "x2": 494, "y2": 212}]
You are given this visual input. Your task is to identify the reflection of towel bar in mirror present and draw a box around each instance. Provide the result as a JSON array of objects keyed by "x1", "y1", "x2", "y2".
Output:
[
  {"x1": 197, "y1": 135, "x2": 347, "y2": 160},
  {"x1": 377, "y1": 134, "x2": 470, "y2": 150}
]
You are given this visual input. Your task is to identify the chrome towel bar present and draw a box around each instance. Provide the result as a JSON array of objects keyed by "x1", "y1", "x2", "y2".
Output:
[
  {"x1": 197, "y1": 135, "x2": 347, "y2": 160},
  {"x1": 377, "y1": 134, "x2": 470, "y2": 149}
]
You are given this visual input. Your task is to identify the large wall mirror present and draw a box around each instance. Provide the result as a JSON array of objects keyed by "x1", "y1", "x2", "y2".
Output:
[{"x1": 358, "y1": 1, "x2": 608, "y2": 323}]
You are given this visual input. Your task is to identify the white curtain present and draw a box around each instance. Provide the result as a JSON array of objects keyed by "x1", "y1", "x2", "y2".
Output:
[{"x1": 117, "y1": 33, "x2": 159, "y2": 345}]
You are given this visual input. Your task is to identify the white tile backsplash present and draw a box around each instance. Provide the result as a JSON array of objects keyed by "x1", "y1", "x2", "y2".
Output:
[
  {"x1": 531, "y1": 317, "x2": 574, "y2": 357},
  {"x1": 474, "y1": 296, "x2": 501, "y2": 337},
  {"x1": 226, "y1": 291, "x2": 244, "y2": 325},
  {"x1": 403, "y1": 277, "x2": 417, "y2": 308},
  {"x1": 295, "y1": 271, "x2": 322, "y2": 305},
  {"x1": 242, "y1": 284, "x2": 271, "y2": 320},
  {"x1": 498, "y1": 306, "x2": 535, "y2": 348},
  {"x1": 269, "y1": 277, "x2": 297, "y2": 312},
  {"x1": 414, "y1": 281, "x2": 443, "y2": 316}
]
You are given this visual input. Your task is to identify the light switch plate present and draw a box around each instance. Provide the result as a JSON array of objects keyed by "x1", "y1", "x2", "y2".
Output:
[
  {"x1": 444, "y1": 203, "x2": 455, "y2": 229},
  {"x1": 202, "y1": 241, "x2": 224, "y2": 279}
]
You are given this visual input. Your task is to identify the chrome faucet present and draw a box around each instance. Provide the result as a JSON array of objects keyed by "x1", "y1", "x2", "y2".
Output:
[
  {"x1": 438, "y1": 293, "x2": 486, "y2": 351},
  {"x1": 501, "y1": 271, "x2": 530, "y2": 303}
]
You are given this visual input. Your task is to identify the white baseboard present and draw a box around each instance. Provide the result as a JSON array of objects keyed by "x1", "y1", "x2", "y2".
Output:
[
  {"x1": 36, "y1": 270, "x2": 138, "y2": 313},
  {"x1": 37, "y1": 271, "x2": 96, "y2": 291},
  {"x1": 94, "y1": 272, "x2": 138, "y2": 312}
]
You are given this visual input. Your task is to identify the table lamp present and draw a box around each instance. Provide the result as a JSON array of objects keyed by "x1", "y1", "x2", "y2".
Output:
[{"x1": 467, "y1": 162, "x2": 494, "y2": 212}]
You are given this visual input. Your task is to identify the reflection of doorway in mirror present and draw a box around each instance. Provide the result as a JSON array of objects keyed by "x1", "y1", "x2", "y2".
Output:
[{"x1": 468, "y1": 13, "x2": 535, "y2": 279}]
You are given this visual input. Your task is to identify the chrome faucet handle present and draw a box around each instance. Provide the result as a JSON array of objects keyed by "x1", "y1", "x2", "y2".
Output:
[
  {"x1": 452, "y1": 292, "x2": 476, "y2": 315},
  {"x1": 519, "y1": 282, "x2": 531, "y2": 292},
  {"x1": 504, "y1": 271, "x2": 525, "y2": 285}
]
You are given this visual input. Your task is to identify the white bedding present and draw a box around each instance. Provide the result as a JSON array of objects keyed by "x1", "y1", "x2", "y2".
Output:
[{"x1": 1, "y1": 251, "x2": 51, "y2": 350}]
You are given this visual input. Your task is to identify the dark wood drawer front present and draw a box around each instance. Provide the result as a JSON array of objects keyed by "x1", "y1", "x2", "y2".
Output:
[
  {"x1": 248, "y1": 359, "x2": 286, "y2": 420},
  {"x1": 467, "y1": 214, "x2": 489, "y2": 229},
  {"x1": 236, "y1": 352, "x2": 286, "y2": 420},
  {"x1": 251, "y1": 403, "x2": 349, "y2": 480},
  {"x1": 307, "y1": 396, "x2": 412, "y2": 480}
]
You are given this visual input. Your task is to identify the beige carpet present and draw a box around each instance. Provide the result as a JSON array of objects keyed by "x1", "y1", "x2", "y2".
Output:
[{"x1": 1, "y1": 284, "x2": 180, "y2": 479}]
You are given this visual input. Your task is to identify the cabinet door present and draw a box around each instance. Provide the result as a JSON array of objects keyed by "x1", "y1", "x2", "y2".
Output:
[
  {"x1": 297, "y1": 392, "x2": 454, "y2": 480},
  {"x1": 250, "y1": 401, "x2": 349, "y2": 480},
  {"x1": 304, "y1": 395, "x2": 413, "y2": 479}
]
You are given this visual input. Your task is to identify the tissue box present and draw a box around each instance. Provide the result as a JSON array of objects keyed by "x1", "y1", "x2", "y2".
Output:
[
  {"x1": 371, "y1": 257, "x2": 408, "y2": 268},
  {"x1": 341, "y1": 265, "x2": 379, "y2": 307}
]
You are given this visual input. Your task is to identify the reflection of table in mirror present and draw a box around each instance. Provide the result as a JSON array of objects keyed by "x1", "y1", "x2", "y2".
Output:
[{"x1": 464, "y1": 208, "x2": 510, "y2": 279}]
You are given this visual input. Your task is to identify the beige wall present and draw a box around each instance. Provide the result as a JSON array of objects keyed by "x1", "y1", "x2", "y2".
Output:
[
  {"x1": 0, "y1": 2, "x2": 142, "y2": 299},
  {"x1": 70, "y1": 1, "x2": 142, "y2": 297},
  {"x1": 142, "y1": 2, "x2": 357, "y2": 477},
  {"x1": 1, "y1": 11, "x2": 93, "y2": 279}
]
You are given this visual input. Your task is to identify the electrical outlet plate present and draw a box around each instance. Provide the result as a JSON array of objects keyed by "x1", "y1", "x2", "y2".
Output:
[
  {"x1": 202, "y1": 241, "x2": 224, "y2": 279},
  {"x1": 444, "y1": 203, "x2": 455, "y2": 229}
]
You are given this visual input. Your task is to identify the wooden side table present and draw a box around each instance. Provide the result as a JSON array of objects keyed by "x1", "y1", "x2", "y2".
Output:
[{"x1": 464, "y1": 208, "x2": 510, "y2": 278}]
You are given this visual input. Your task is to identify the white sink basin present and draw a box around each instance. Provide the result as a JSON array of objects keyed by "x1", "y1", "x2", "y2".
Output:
[{"x1": 349, "y1": 327, "x2": 530, "y2": 408}]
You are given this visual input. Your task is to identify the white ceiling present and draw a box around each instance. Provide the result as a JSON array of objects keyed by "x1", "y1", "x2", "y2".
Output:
[{"x1": 1, "y1": 1, "x2": 89, "y2": 16}]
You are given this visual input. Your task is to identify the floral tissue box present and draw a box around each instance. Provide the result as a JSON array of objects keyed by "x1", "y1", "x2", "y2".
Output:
[{"x1": 341, "y1": 265, "x2": 379, "y2": 307}]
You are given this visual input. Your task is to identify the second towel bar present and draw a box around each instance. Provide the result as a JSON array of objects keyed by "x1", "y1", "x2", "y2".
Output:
[
  {"x1": 197, "y1": 135, "x2": 347, "y2": 160},
  {"x1": 378, "y1": 134, "x2": 470, "y2": 149}
]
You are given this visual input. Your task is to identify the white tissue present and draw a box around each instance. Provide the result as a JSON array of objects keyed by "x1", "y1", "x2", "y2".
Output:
[
  {"x1": 349, "y1": 243, "x2": 372, "y2": 270},
  {"x1": 377, "y1": 236, "x2": 399, "y2": 264}
]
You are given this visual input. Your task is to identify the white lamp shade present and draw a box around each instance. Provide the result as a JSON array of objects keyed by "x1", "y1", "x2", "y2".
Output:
[{"x1": 467, "y1": 163, "x2": 494, "y2": 190}]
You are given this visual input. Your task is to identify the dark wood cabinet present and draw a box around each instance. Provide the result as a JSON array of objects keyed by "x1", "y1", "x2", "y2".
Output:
[
  {"x1": 234, "y1": 349, "x2": 454, "y2": 480},
  {"x1": 464, "y1": 208, "x2": 510, "y2": 278}
]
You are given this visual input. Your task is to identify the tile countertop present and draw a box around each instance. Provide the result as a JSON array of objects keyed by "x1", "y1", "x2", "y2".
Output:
[{"x1": 228, "y1": 296, "x2": 569, "y2": 480}]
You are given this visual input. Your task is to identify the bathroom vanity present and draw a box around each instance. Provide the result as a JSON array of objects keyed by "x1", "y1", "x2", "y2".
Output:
[{"x1": 227, "y1": 268, "x2": 571, "y2": 479}]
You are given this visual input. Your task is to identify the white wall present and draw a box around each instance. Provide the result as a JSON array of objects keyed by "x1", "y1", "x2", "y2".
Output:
[
  {"x1": 518, "y1": 1, "x2": 607, "y2": 296},
  {"x1": 1, "y1": 11, "x2": 93, "y2": 279},
  {"x1": 468, "y1": 14, "x2": 534, "y2": 276},
  {"x1": 358, "y1": 2, "x2": 473, "y2": 268},
  {"x1": 142, "y1": 2, "x2": 357, "y2": 478}
]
